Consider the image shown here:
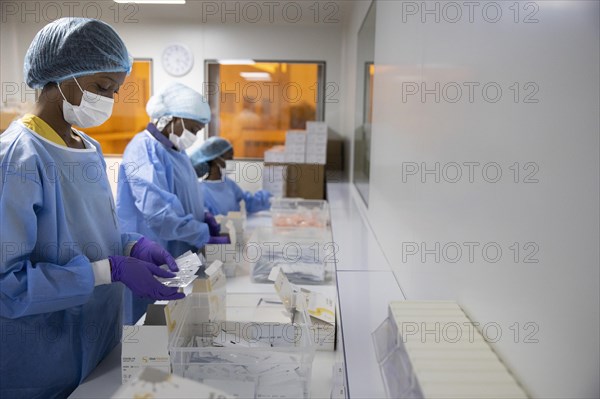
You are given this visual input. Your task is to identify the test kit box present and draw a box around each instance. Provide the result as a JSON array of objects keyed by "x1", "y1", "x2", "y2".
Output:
[
  {"x1": 271, "y1": 268, "x2": 337, "y2": 351},
  {"x1": 121, "y1": 305, "x2": 171, "y2": 384}
]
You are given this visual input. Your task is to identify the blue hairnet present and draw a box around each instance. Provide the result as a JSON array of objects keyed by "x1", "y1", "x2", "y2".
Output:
[
  {"x1": 24, "y1": 18, "x2": 131, "y2": 89},
  {"x1": 189, "y1": 137, "x2": 232, "y2": 177},
  {"x1": 146, "y1": 82, "x2": 211, "y2": 124}
]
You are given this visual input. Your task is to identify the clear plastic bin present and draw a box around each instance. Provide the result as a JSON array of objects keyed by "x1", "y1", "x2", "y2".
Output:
[
  {"x1": 245, "y1": 227, "x2": 335, "y2": 284},
  {"x1": 271, "y1": 198, "x2": 330, "y2": 228},
  {"x1": 169, "y1": 293, "x2": 316, "y2": 399}
]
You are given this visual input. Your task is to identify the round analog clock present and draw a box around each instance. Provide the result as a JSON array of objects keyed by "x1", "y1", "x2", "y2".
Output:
[{"x1": 161, "y1": 43, "x2": 194, "y2": 77}]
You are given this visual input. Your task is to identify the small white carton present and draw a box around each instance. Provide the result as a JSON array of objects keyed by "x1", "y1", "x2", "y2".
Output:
[
  {"x1": 285, "y1": 130, "x2": 307, "y2": 145},
  {"x1": 270, "y1": 267, "x2": 337, "y2": 351},
  {"x1": 264, "y1": 145, "x2": 286, "y2": 163},
  {"x1": 306, "y1": 121, "x2": 327, "y2": 134},
  {"x1": 121, "y1": 305, "x2": 171, "y2": 384},
  {"x1": 305, "y1": 153, "x2": 327, "y2": 165}
]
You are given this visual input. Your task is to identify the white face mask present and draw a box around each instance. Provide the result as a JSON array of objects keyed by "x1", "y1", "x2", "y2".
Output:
[
  {"x1": 169, "y1": 119, "x2": 197, "y2": 150},
  {"x1": 58, "y1": 77, "x2": 114, "y2": 128}
]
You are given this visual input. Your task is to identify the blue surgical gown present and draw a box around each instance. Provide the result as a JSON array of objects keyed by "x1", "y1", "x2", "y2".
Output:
[
  {"x1": 201, "y1": 176, "x2": 271, "y2": 216},
  {"x1": 0, "y1": 122, "x2": 137, "y2": 398},
  {"x1": 117, "y1": 128, "x2": 209, "y2": 324}
]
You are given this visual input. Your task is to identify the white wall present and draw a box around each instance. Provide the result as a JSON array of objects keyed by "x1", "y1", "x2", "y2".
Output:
[{"x1": 354, "y1": 1, "x2": 599, "y2": 398}]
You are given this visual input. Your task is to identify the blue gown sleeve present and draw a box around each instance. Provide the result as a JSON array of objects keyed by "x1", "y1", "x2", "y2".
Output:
[
  {"x1": 0, "y1": 163, "x2": 94, "y2": 319},
  {"x1": 123, "y1": 149, "x2": 209, "y2": 248}
]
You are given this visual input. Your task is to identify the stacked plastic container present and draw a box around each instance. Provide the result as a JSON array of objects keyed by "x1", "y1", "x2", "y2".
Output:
[
  {"x1": 271, "y1": 198, "x2": 330, "y2": 228},
  {"x1": 169, "y1": 292, "x2": 316, "y2": 399},
  {"x1": 246, "y1": 226, "x2": 334, "y2": 284}
]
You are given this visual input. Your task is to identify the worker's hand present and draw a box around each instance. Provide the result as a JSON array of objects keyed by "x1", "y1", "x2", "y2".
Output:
[
  {"x1": 130, "y1": 237, "x2": 178, "y2": 272},
  {"x1": 204, "y1": 212, "x2": 221, "y2": 236},
  {"x1": 257, "y1": 190, "x2": 273, "y2": 210},
  {"x1": 108, "y1": 255, "x2": 185, "y2": 301}
]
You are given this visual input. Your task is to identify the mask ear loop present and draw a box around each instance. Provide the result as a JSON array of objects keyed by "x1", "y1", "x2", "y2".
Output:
[{"x1": 56, "y1": 82, "x2": 68, "y2": 102}]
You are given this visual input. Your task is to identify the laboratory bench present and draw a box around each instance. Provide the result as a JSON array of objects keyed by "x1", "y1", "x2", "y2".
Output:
[{"x1": 70, "y1": 182, "x2": 404, "y2": 398}]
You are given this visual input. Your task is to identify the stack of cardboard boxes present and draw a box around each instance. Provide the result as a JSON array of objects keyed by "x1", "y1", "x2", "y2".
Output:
[{"x1": 263, "y1": 122, "x2": 329, "y2": 200}]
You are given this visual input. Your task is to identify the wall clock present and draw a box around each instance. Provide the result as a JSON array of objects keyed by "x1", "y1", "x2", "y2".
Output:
[{"x1": 161, "y1": 43, "x2": 194, "y2": 77}]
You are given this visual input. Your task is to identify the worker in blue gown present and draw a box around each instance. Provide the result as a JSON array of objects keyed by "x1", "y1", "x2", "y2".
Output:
[
  {"x1": 189, "y1": 137, "x2": 272, "y2": 216},
  {"x1": 117, "y1": 82, "x2": 219, "y2": 324},
  {"x1": 0, "y1": 18, "x2": 184, "y2": 399}
]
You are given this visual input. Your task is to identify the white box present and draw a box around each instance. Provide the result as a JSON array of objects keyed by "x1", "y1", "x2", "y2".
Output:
[
  {"x1": 264, "y1": 145, "x2": 286, "y2": 163},
  {"x1": 307, "y1": 133, "x2": 328, "y2": 146},
  {"x1": 285, "y1": 143, "x2": 306, "y2": 154},
  {"x1": 284, "y1": 152, "x2": 305, "y2": 163},
  {"x1": 306, "y1": 143, "x2": 327, "y2": 155},
  {"x1": 285, "y1": 130, "x2": 307, "y2": 145},
  {"x1": 121, "y1": 306, "x2": 170, "y2": 384},
  {"x1": 305, "y1": 153, "x2": 327, "y2": 164},
  {"x1": 306, "y1": 121, "x2": 327, "y2": 134}
]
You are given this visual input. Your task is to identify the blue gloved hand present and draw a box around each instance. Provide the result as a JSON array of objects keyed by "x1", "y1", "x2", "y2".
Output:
[
  {"x1": 204, "y1": 211, "x2": 221, "y2": 236},
  {"x1": 130, "y1": 237, "x2": 178, "y2": 272},
  {"x1": 109, "y1": 255, "x2": 185, "y2": 301}
]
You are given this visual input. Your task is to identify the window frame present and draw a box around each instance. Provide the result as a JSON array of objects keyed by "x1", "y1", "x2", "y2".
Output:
[{"x1": 204, "y1": 59, "x2": 327, "y2": 160}]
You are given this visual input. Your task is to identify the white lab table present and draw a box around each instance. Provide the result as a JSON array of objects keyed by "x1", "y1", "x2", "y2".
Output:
[
  {"x1": 71, "y1": 183, "x2": 399, "y2": 398},
  {"x1": 70, "y1": 208, "x2": 340, "y2": 399}
]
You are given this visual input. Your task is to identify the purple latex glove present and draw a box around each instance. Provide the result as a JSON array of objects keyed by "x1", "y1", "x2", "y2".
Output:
[
  {"x1": 130, "y1": 237, "x2": 178, "y2": 272},
  {"x1": 109, "y1": 255, "x2": 185, "y2": 301},
  {"x1": 207, "y1": 235, "x2": 231, "y2": 245},
  {"x1": 204, "y1": 212, "x2": 221, "y2": 236}
]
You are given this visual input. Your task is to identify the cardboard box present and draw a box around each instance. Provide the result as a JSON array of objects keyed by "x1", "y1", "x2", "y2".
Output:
[
  {"x1": 285, "y1": 164, "x2": 325, "y2": 200},
  {"x1": 264, "y1": 163, "x2": 325, "y2": 200}
]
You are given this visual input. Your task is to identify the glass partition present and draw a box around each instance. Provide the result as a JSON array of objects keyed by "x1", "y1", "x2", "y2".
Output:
[{"x1": 353, "y1": 1, "x2": 376, "y2": 206}]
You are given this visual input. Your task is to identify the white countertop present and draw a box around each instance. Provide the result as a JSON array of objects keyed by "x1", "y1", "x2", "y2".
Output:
[{"x1": 71, "y1": 183, "x2": 399, "y2": 399}]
